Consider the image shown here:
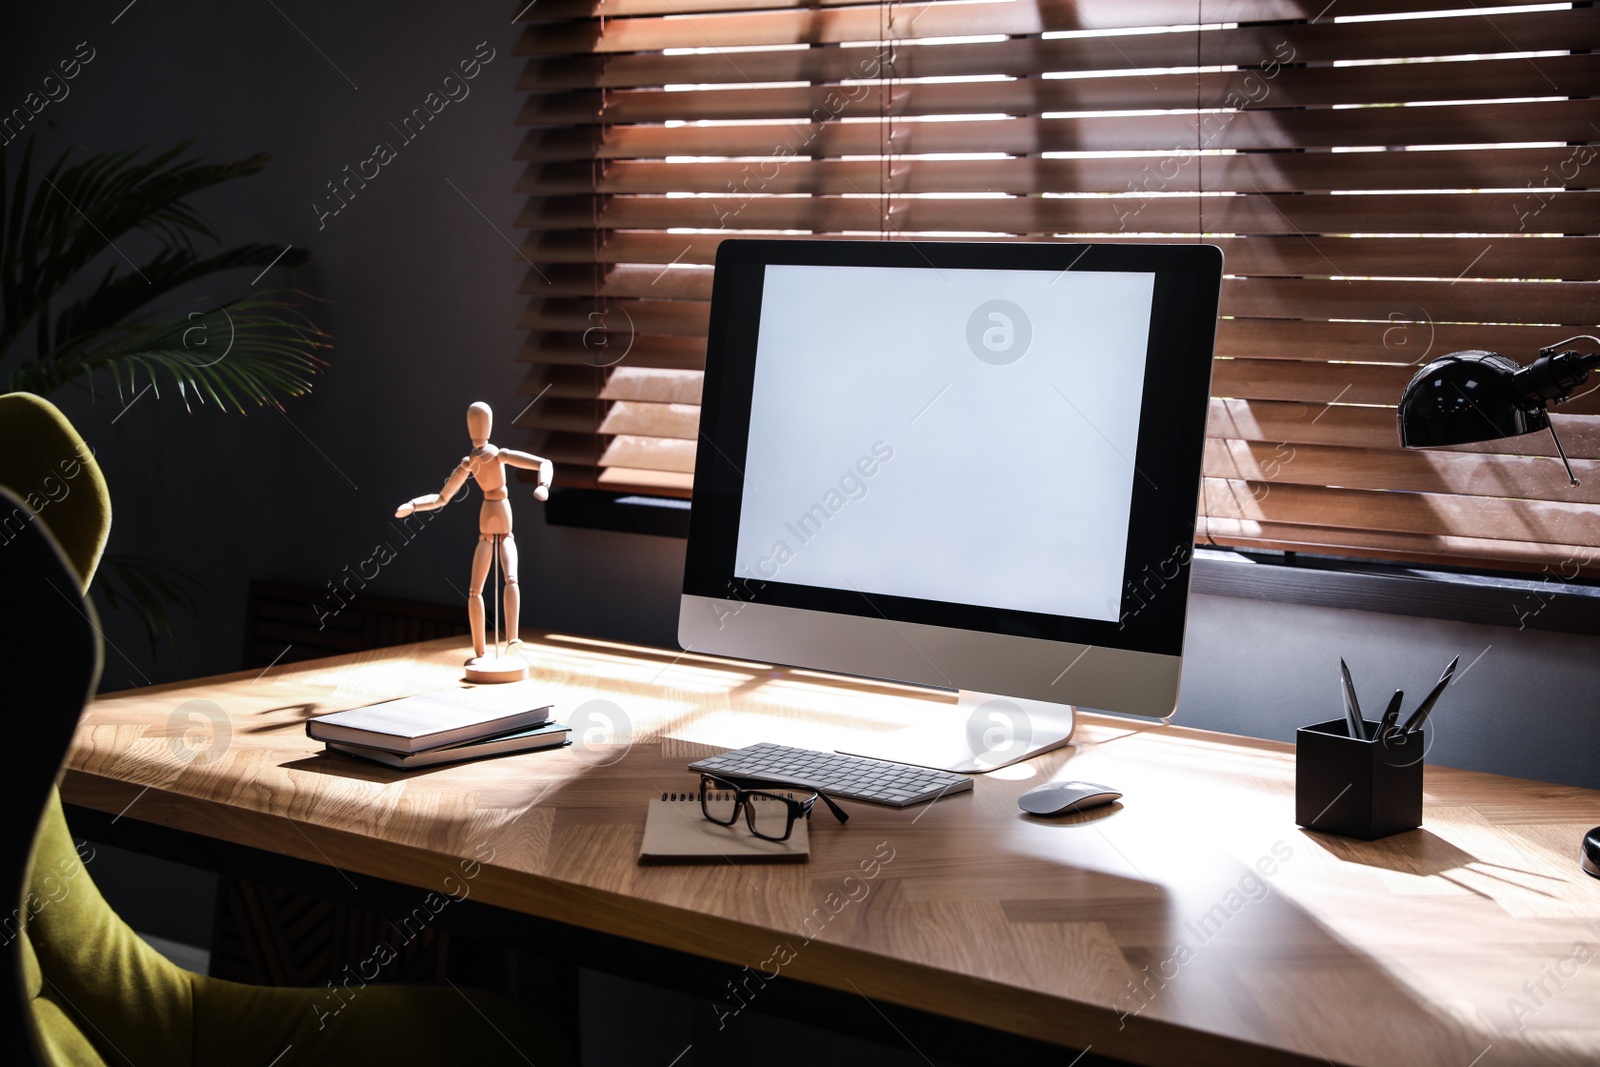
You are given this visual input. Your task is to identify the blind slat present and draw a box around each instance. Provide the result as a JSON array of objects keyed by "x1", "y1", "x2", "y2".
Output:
[
  {"x1": 517, "y1": 366, "x2": 598, "y2": 400},
  {"x1": 1220, "y1": 279, "x2": 1600, "y2": 330},
  {"x1": 520, "y1": 232, "x2": 1600, "y2": 283},
  {"x1": 1217, "y1": 359, "x2": 1600, "y2": 418},
  {"x1": 516, "y1": 365, "x2": 705, "y2": 404},
  {"x1": 604, "y1": 367, "x2": 704, "y2": 403},
  {"x1": 520, "y1": 0, "x2": 1566, "y2": 25},
  {"x1": 516, "y1": 267, "x2": 1599, "y2": 328},
  {"x1": 517, "y1": 0, "x2": 1578, "y2": 54},
  {"x1": 520, "y1": 299, "x2": 708, "y2": 337},
  {"x1": 1199, "y1": 518, "x2": 1600, "y2": 574},
  {"x1": 597, "y1": 399, "x2": 701, "y2": 438},
  {"x1": 1202, "y1": 477, "x2": 1600, "y2": 547},
  {"x1": 519, "y1": 101, "x2": 1600, "y2": 158},
  {"x1": 602, "y1": 434, "x2": 697, "y2": 473},
  {"x1": 1206, "y1": 400, "x2": 1600, "y2": 460},
  {"x1": 521, "y1": 55, "x2": 1598, "y2": 125},
  {"x1": 521, "y1": 189, "x2": 1600, "y2": 238},
  {"x1": 518, "y1": 321, "x2": 1599, "y2": 379},
  {"x1": 523, "y1": 147, "x2": 1600, "y2": 198},
  {"x1": 1212, "y1": 320, "x2": 1581, "y2": 364},
  {"x1": 597, "y1": 466, "x2": 695, "y2": 494},
  {"x1": 1204, "y1": 439, "x2": 1600, "y2": 505},
  {"x1": 520, "y1": 333, "x2": 706, "y2": 368}
]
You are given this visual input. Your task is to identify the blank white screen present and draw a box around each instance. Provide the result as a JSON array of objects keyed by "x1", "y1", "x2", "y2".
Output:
[{"x1": 734, "y1": 263, "x2": 1154, "y2": 623}]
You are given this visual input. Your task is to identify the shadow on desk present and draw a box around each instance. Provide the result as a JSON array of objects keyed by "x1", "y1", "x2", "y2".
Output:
[{"x1": 1305, "y1": 825, "x2": 1571, "y2": 902}]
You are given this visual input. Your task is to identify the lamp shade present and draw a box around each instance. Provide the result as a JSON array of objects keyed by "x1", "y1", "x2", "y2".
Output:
[{"x1": 1397, "y1": 350, "x2": 1551, "y2": 447}]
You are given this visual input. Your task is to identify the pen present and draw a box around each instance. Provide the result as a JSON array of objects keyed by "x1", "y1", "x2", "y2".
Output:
[
  {"x1": 1377, "y1": 690, "x2": 1404, "y2": 741},
  {"x1": 1401, "y1": 655, "x2": 1459, "y2": 734},
  {"x1": 1340, "y1": 658, "x2": 1367, "y2": 740}
]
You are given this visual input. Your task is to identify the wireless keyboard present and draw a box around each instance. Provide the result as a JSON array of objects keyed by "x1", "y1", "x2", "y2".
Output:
[{"x1": 689, "y1": 742, "x2": 973, "y2": 807}]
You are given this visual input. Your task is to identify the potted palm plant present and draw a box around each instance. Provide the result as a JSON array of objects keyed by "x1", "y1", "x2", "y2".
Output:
[{"x1": 0, "y1": 137, "x2": 330, "y2": 654}]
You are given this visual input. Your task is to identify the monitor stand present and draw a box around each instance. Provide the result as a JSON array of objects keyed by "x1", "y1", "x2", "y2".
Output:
[{"x1": 835, "y1": 691, "x2": 1076, "y2": 774}]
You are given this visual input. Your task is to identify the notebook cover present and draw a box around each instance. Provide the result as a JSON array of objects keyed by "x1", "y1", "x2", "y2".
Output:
[
  {"x1": 306, "y1": 685, "x2": 554, "y2": 753},
  {"x1": 638, "y1": 798, "x2": 809, "y2": 864},
  {"x1": 327, "y1": 722, "x2": 571, "y2": 769}
]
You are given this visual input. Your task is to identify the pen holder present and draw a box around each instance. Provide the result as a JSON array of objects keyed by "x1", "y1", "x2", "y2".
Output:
[{"x1": 1295, "y1": 719, "x2": 1423, "y2": 840}]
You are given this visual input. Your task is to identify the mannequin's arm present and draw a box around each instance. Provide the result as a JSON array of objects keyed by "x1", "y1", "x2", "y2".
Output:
[
  {"x1": 395, "y1": 459, "x2": 470, "y2": 518},
  {"x1": 501, "y1": 449, "x2": 554, "y2": 502}
]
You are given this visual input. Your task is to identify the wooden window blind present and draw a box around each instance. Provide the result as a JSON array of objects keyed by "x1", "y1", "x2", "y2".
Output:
[{"x1": 512, "y1": 0, "x2": 1599, "y2": 572}]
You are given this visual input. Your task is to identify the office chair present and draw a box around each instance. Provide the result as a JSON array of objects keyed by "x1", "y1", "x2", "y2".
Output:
[{"x1": 1, "y1": 392, "x2": 574, "y2": 1066}]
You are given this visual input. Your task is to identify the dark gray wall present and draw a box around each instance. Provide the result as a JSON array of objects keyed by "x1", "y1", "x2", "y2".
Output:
[
  {"x1": 1180, "y1": 592, "x2": 1599, "y2": 789},
  {"x1": 4, "y1": 5, "x2": 1596, "y2": 780}
]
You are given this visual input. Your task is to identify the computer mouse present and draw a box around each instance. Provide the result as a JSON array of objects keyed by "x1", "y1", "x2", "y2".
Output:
[
  {"x1": 1019, "y1": 780, "x2": 1122, "y2": 816},
  {"x1": 1584, "y1": 827, "x2": 1600, "y2": 879}
]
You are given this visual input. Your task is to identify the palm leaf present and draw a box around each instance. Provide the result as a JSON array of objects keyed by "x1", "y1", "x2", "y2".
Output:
[
  {"x1": 10, "y1": 291, "x2": 330, "y2": 410},
  {"x1": 0, "y1": 138, "x2": 272, "y2": 358},
  {"x1": 49, "y1": 242, "x2": 309, "y2": 353}
]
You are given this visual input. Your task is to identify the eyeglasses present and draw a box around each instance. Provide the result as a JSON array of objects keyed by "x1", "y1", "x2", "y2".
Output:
[{"x1": 699, "y1": 773, "x2": 850, "y2": 841}]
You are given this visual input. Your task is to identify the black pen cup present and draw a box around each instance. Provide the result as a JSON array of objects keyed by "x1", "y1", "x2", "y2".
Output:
[{"x1": 1295, "y1": 719, "x2": 1423, "y2": 840}]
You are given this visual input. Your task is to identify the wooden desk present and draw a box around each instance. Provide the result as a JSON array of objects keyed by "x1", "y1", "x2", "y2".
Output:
[{"x1": 63, "y1": 633, "x2": 1600, "y2": 1067}]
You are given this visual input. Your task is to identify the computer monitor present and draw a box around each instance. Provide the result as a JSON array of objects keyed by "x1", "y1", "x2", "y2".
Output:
[{"x1": 681, "y1": 239, "x2": 1222, "y2": 772}]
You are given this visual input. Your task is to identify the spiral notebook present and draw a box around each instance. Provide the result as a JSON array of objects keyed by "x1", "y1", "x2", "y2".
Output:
[{"x1": 638, "y1": 790, "x2": 810, "y2": 864}]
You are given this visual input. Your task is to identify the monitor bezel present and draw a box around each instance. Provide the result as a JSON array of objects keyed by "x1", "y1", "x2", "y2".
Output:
[{"x1": 683, "y1": 239, "x2": 1222, "y2": 662}]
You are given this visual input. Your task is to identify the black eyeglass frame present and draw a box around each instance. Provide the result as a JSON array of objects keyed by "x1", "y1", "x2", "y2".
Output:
[{"x1": 698, "y1": 773, "x2": 850, "y2": 841}]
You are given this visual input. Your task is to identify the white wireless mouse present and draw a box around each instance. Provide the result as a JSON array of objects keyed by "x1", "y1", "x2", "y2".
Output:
[{"x1": 1018, "y1": 780, "x2": 1122, "y2": 816}]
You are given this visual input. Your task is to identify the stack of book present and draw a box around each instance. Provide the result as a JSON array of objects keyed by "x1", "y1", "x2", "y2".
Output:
[{"x1": 308, "y1": 687, "x2": 568, "y2": 769}]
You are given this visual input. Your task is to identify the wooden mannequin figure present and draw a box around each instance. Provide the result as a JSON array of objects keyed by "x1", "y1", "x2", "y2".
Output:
[{"x1": 395, "y1": 402, "x2": 553, "y2": 682}]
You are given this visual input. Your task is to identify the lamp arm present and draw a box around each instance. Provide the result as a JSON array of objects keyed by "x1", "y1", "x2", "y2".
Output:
[
  {"x1": 1541, "y1": 333, "x2": 1600, "y2": 355},
  {"x1": 1514, "y1": 342, "x2": 1600, "y2": 403},
  {"x1": 1514, "y1": 337, "x2": 1600, "y2": 488}
]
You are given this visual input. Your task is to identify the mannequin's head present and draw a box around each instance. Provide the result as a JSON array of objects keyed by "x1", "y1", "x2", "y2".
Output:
[{"x1": 467, "y1": 402, "x2": 492, "y2": 445}]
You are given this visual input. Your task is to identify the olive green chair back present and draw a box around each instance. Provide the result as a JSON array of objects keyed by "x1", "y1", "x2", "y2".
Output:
[{"x1": 2, "y1": 486, "x2": 100, "y2": 1067}]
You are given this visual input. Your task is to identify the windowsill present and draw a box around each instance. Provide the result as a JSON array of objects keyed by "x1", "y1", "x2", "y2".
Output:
[
  {"x1": 543, "y1": 487, "x2": 692, "y2": 538},
  {"x1": 544, "y1": 489, "x2": 1600, "y2": 637},
  {"x1": 1191, "y1": 548, "x2": 1600, "y2": 638}
]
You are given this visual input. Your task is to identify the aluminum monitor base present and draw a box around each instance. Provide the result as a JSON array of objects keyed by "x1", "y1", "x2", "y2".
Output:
[{"x1": 836, "y1": 692, "x2": 1076, "y2": 774}]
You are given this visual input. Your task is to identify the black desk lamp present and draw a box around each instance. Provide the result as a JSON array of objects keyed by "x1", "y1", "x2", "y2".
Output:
[
  {"x1": 1398, "y1": 336, "x2": 1600, "y2": 484},
  {"x1": 1399, "y1": 335, "x2": 1600, "y2": 876}
]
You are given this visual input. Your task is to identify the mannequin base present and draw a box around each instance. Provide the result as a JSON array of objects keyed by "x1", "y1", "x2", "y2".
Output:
[{"x1": 464, "y1": 654, "x2": 529, "y2": 684}]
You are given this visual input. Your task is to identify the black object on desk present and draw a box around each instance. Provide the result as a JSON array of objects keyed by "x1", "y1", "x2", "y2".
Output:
[
  {"x1": 1376, "y1": 689, "x2": 1405, "y2": 741},
  {"x1": 1400, "y1": 655, "x2": 1458, "y2": 734},
  {"x1": 1296, "y1": 719, "x2": 1425, "y2": 840},
  {"x1": 1583, "y1": 827, "x2": 1600, "y2": 879},
  {"x1": 1339, "y1": 658, "x2": 1367, "y2": 740}
]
